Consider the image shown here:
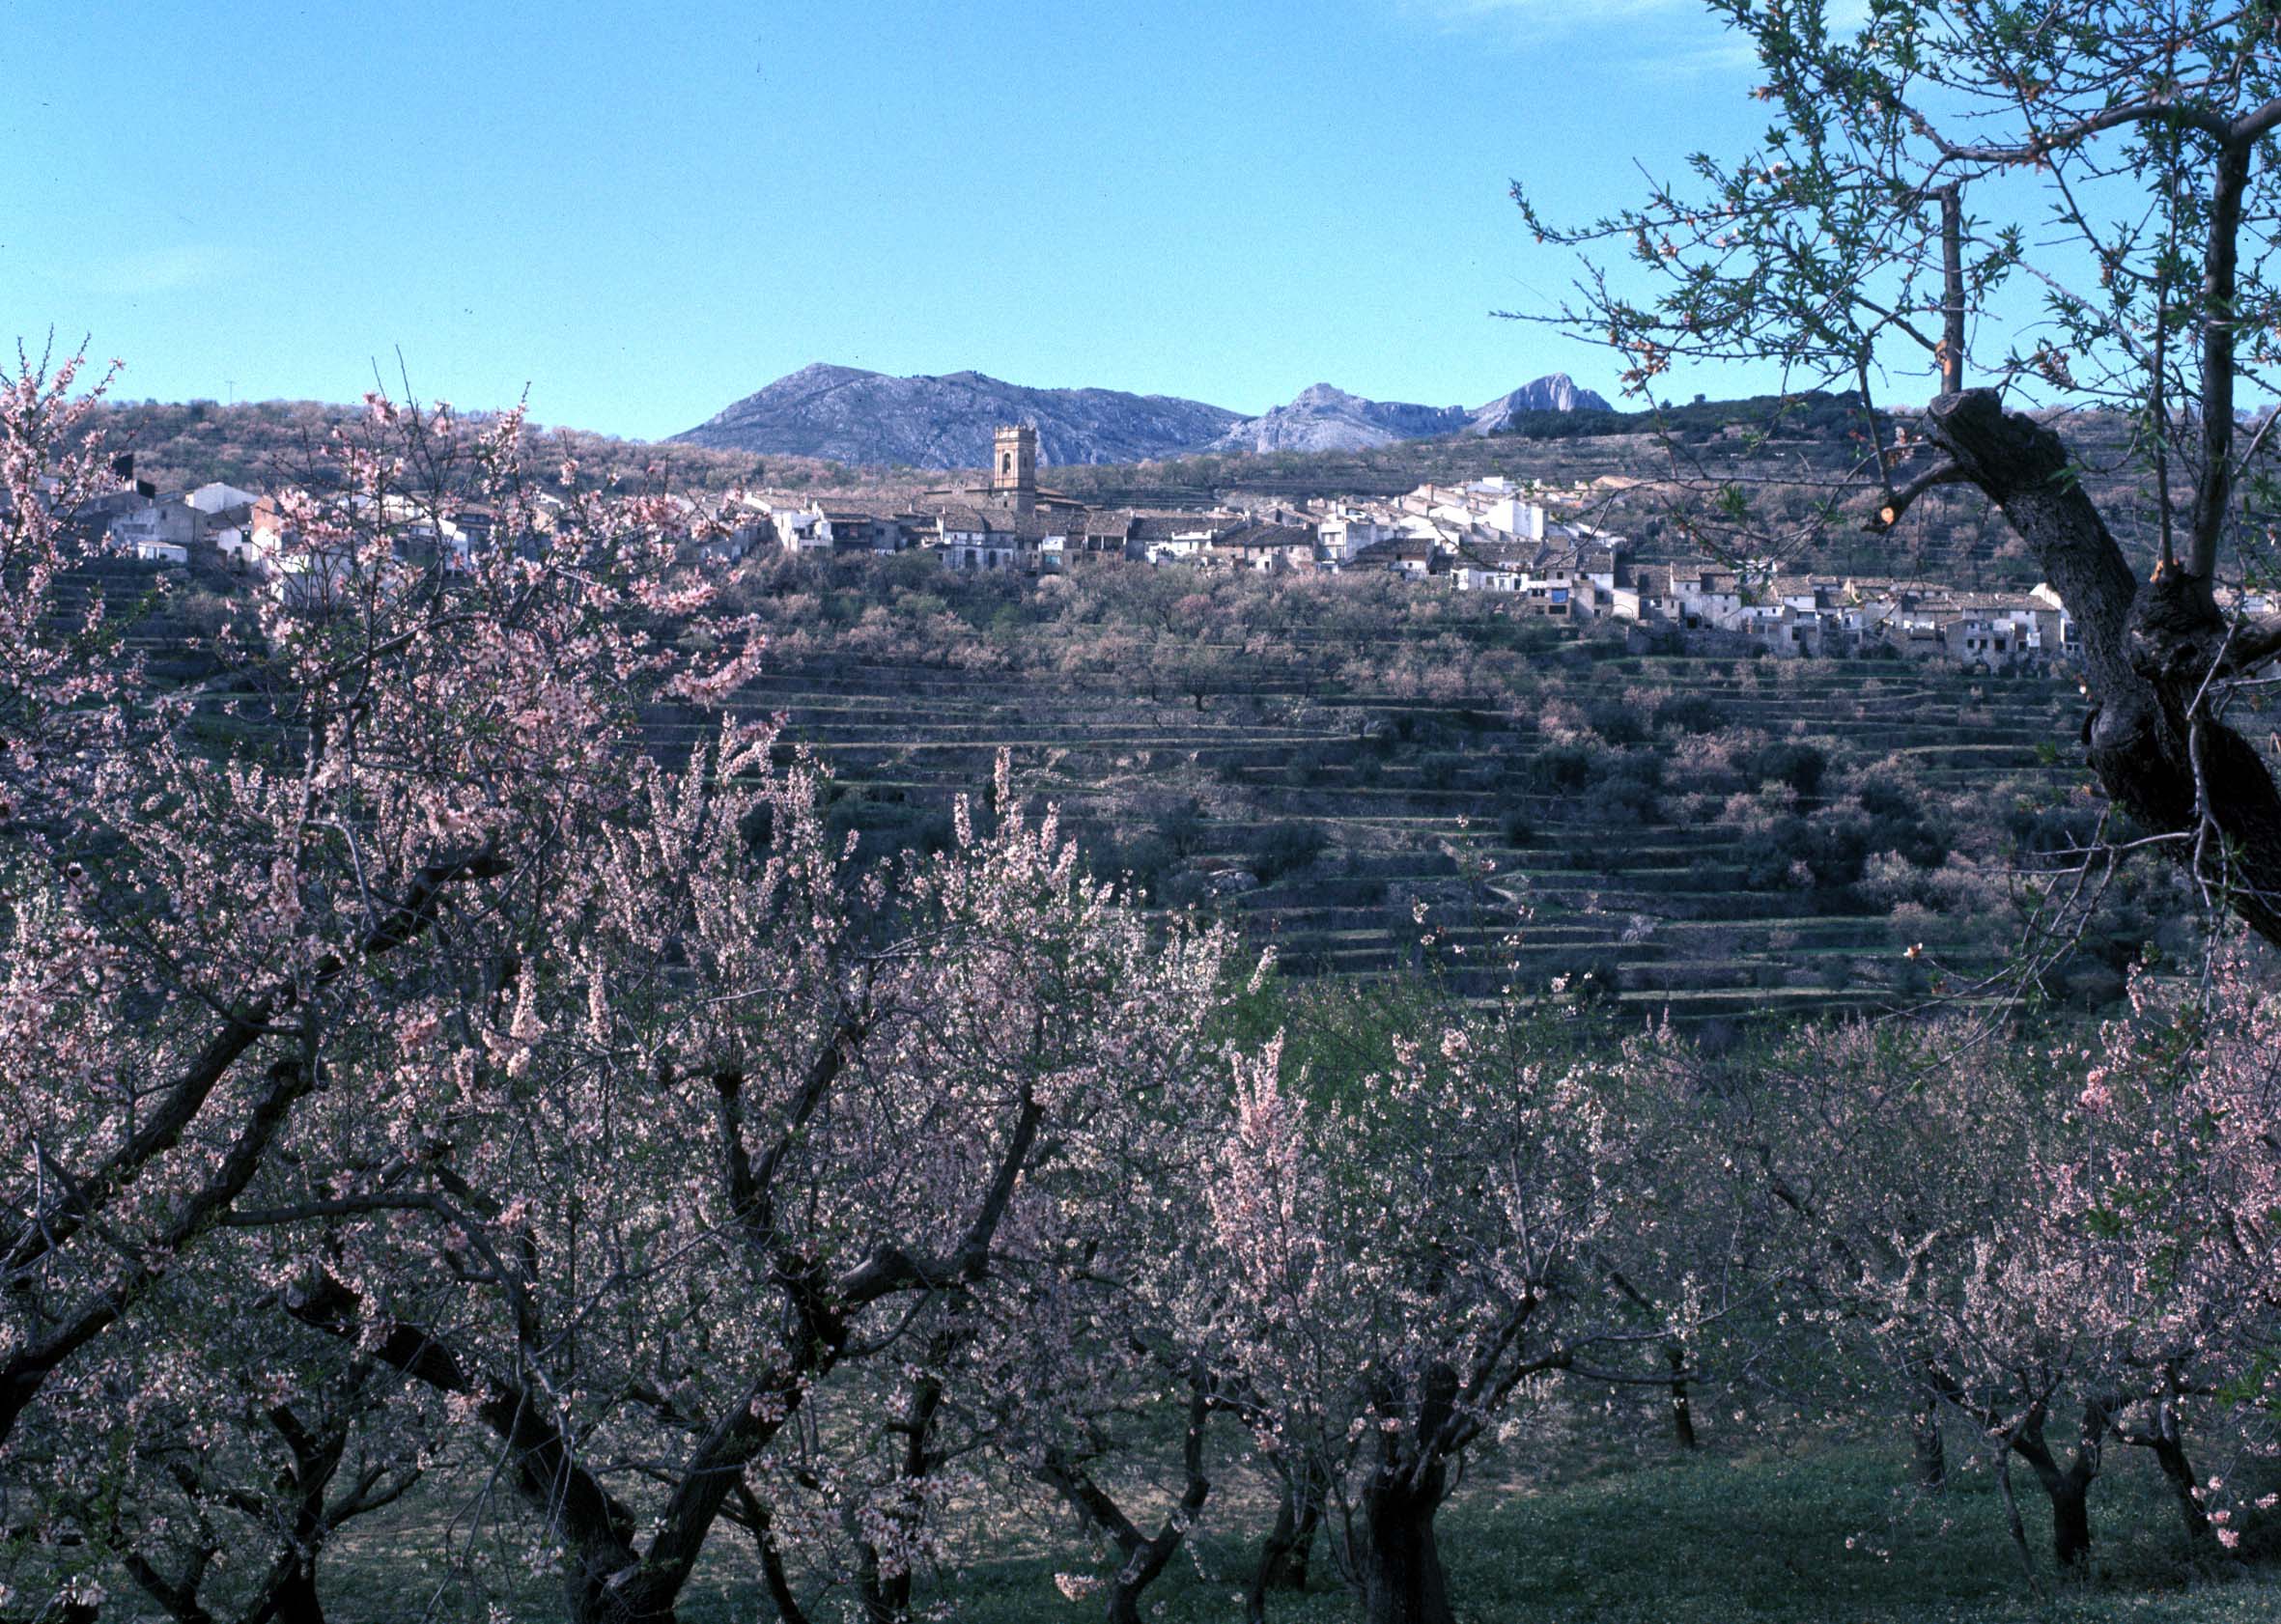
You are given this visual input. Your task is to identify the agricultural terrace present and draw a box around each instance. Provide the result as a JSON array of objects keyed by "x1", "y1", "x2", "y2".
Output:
[{"x1": 642, "y1": 550, "x2": 2193, "y2": 1027}]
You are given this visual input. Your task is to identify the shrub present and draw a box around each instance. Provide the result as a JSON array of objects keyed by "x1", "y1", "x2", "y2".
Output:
[
  {"x1": 1654, "y1": 692, "x2": 1727, "y2": 734},
  {"x1": 1157, "y1": 797, "x2": 1208, "y2": 856},
  {"x1": 1526, "y1": 743, "x2": 1594, "y2": 794},
  {"x1": 1753, "y1": 741, "x2": 1828, "y2": 798},
  {"x1": 1587, "y1": 698, "x2": 1648, "y2": 745},
  {"x1": 1253, "y1": 821, "x2": 1329, "y2": 882}
]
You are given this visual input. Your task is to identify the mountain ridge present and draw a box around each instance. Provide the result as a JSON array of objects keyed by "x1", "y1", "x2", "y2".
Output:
[
  {"x1": 672, "y1": 366, "x2": 1244, "y2": 469},
  {"x1": 1206, "y1": 375, "x2": 1613, "y2": 454},
  {"x1": 674, "y1": 366, "x2": 1611, "y2": 469}
]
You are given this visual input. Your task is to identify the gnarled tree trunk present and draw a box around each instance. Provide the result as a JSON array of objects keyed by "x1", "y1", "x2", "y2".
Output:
[
  {"x1": 1247, "y1": 1470, "x2": 1323, "y2": 1623},
  {"x1": 1359, "y1": 1466, "x2": 1452, "y2": 1624},
  {"x1": 1038, "y1": 1372, "x2": 1216, "y2": 1624},
  {"x1": 1927, "y1": 390, "x2": 2281, "y2": 948},
  {"x1": 2119, "y1": 1396, "x2": 2222, "y2": 1554},
  {"x1": 2008, "y1": 1400, "x2": 2109, "y2": 1569},
  {"x1": 565, "y1": 1568, "x2": 683, "y2": 1624},
  {"x1": 1668, "y1": 1344, "x2": 1699, "y2": 1451}
]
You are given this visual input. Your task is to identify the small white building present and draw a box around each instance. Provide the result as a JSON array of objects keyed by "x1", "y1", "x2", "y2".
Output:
[
  {"x1": 185, "y1": 481, "x2": 263, "y2": 515},
  {"x1": 105, "y1": 496, "x2": 195, "y2": 557},
  {"x1": 774, "y1": 505, "x2": 831, "y2": 554},
  {"x1": 1316, "y1": 511, "x2": 1393, "y2": 565},
  {"x1": 1478, "y1": 496, "x2": 1546, "y2": 540}
]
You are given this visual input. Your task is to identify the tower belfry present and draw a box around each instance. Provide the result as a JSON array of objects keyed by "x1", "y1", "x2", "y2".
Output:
[{"x1": 990, "y1": 423, "x2": 1038, "y2": 515}]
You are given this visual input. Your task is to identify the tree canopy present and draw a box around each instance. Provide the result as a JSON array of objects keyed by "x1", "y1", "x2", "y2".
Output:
[{"x1": 1518, "y1": 0, "x2": 2281, "y2": 943}]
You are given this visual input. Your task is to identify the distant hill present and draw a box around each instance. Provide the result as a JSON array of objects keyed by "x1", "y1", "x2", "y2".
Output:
[
  {"x1": 671, "y1": 364, "x2": 1245, "y2": 469},
  {"x1": 80, "y1": 398, "x2": 797, "y2": 496},
  {"x1": 1491, "y1": 388, "x2": 1869, "y2": 442},
  {"x1": 1207, "y1": 375, "x2": 1612, "y2": 454}
]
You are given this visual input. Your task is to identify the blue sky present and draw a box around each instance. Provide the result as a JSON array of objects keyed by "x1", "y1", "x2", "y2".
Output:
[{"x1": 6, "y1": 1, "x2": 1805, "y2": 438}]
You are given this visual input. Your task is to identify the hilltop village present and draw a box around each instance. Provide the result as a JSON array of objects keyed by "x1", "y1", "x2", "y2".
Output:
[{"x1": 75, "y1": 419, "x2": 2258, "y2": 671}]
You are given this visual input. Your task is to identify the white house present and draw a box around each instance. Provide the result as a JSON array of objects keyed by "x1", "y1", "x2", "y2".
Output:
[
  {"x1": 104, "y1": 495, "x2": 196, "y2": 557},
  {"x1": 773, "y1": 505, "x2": 831, "y2": 554},
  {"x1": 185, "y1": 481, "x2": 263, "y2": 515},
  {"x1": 938, "y1": 508, "x2": 1061, "y2": 572},
  {"x1": 1477, "y1": 496, "x2": 1546, "y2": 540},
  {"x1": 211, "y1": 524, "x2": 269, "y2": 574},
  {"x1": 1317, "y1": 511, "x2": 1394, "y2": 564}
]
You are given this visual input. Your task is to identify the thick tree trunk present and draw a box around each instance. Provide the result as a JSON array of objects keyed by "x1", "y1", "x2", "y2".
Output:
[
  {"x1": 1287, "y1": 1496, "x2": 1319, "y2": 1587},
  {"x1": 2048, "y1": 1476, "x2": 2093, "y2": 1569},
  {"x1": 2124, "y1": 1399, "x2": 2220, "y2": 1552},
  {"x1": 1247, "y1": 1480, "x2": 1322, "y2": 1622},
  {"x1": 1911, "y1": 1399, "x2": 1946, "y2": 1490},
  {"x1": 1359, "y1": 1471, "x2": 1452, "y2": 1624},
  {"x1": 1927, "y1": 390, "x2": 2281, "y2": 948},
  {"x1": 566, "y1": 1570, "x2": 680, "y2": 1624},
  {"x1": 2011, "y1": 1415, "x2": 2100, "y2": 1569},
  {"x1": 1283, "y1": 1490, "x2": 1320, "y2": 1588},
  {"x1": 1249, "y1": 1493, "x2": 1302, "y2": 1623},
  {"x1": 2147, "y1": 1431, "x2": 2216, "y2": 1549},
  {"x1": 1039, "y1": 1374, "x2": 1215, "y2": 1624},
  {"x1": 268, "y1": 1562, "x2": 325, "y2": 1624},
  {"x1": 853, "y1": 1542, "x2": 904, "y2": 1624},
  {"x1": 1103, "y1": 1535, "x2": 1183, "y2": 1624},
  {"x1": 1668, "y1": 1345, "x2": 1699, "y2": 1450}
]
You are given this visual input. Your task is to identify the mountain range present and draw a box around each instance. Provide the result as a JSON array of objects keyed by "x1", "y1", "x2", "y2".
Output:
[
  {"x1": 1204, "y1": 376, "x2": 1611, "y2": 454},
  {"x1": 672, "y1": 365, "x2": 1610, "y2": 469}
]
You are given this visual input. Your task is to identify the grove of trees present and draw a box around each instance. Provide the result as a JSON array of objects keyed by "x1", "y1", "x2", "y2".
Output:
[
  {"x1": 3, "y1": 333, "x2": 2280, "y2": 1624},
  {"x1": 7, "y1": 8, "x2": 2281, "y2": 1612}
]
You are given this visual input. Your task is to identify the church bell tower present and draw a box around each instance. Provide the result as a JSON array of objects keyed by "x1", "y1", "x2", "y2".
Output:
[{"x1": 990, "y1": 423, "x2": 1038, "y2": 515}]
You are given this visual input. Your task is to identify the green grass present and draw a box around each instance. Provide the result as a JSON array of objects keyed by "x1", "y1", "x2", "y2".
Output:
[
  {"x1": 316, "y1": 1440, "x2": 2281, "y2": 1624},
  {"x1": 941, "y1": 1444, "x2": 2280, "y2": 1623}
]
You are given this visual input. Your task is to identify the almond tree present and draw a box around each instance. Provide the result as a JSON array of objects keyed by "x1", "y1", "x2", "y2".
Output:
[
  {"x1": 0, "y1": 350, "x2": 771, "y2": 1616},
  {"x1": 691, "y1": 773, "x2": 1241, "y2": 1624},
  {"x1": 0, "y1": 352, "x2": 732, "y2": 1484},
  {"x1": 955, "y1": 948, "x2": 1265, "y2": 1624},
  {"x1": 1518, "y1": 0, "x2": 2281, "y2": 944},
  {"x1": 13, "y1": 1249, "x2": 435, "y2": 1624},
  {"x1": 2061, "y1": 948, "x2": 2281, "y2": 1553},
  {"x1": 1725, "y1": 1009, "x2": 2276, "y2": 1575},
  {"x1": 257, "y1": 742, "x2": 1234, "y2": 1624},
  {"x1": 1195, "y1": 1012, "x2": 1689, "y2": 1624}
]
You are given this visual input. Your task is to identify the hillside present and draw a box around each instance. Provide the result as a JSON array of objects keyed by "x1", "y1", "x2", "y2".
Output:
[
  {"x1": 82, "y1": 397, "x2": 823, "y2": 495},
  {"x1": 618, "y1": 555, "x2": 2183, "y2": 1032},
  {"x1": 670, "y1": 363, "x2": 1245, "y2": 468},
  {"x1": 79, "y1": 529, "x2": 2166, "y2": 1032},
  {"x1": 84, "y1": 390, "x2": 2180, "y2": 589}
]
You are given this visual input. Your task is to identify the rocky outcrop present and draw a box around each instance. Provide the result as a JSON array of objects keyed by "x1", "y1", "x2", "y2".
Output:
[
  {"x1": 1465, "y1": 374, "x2": 1613, "y2": 433},
  {"x1": 1206, "y1": 384, "x2": 1472, "y2": 454},
  {"x1": 1208, "y1": 374, "x2": 1612, "y2": 453}
]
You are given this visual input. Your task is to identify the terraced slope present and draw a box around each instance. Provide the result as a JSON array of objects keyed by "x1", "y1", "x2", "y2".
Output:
[
  {"x1": 73, "y1": 550, "x2": 2126, "y2": 1028},
  {"x1": 640, "y1": 638, "x2": 2110, "y2": 1028}
]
